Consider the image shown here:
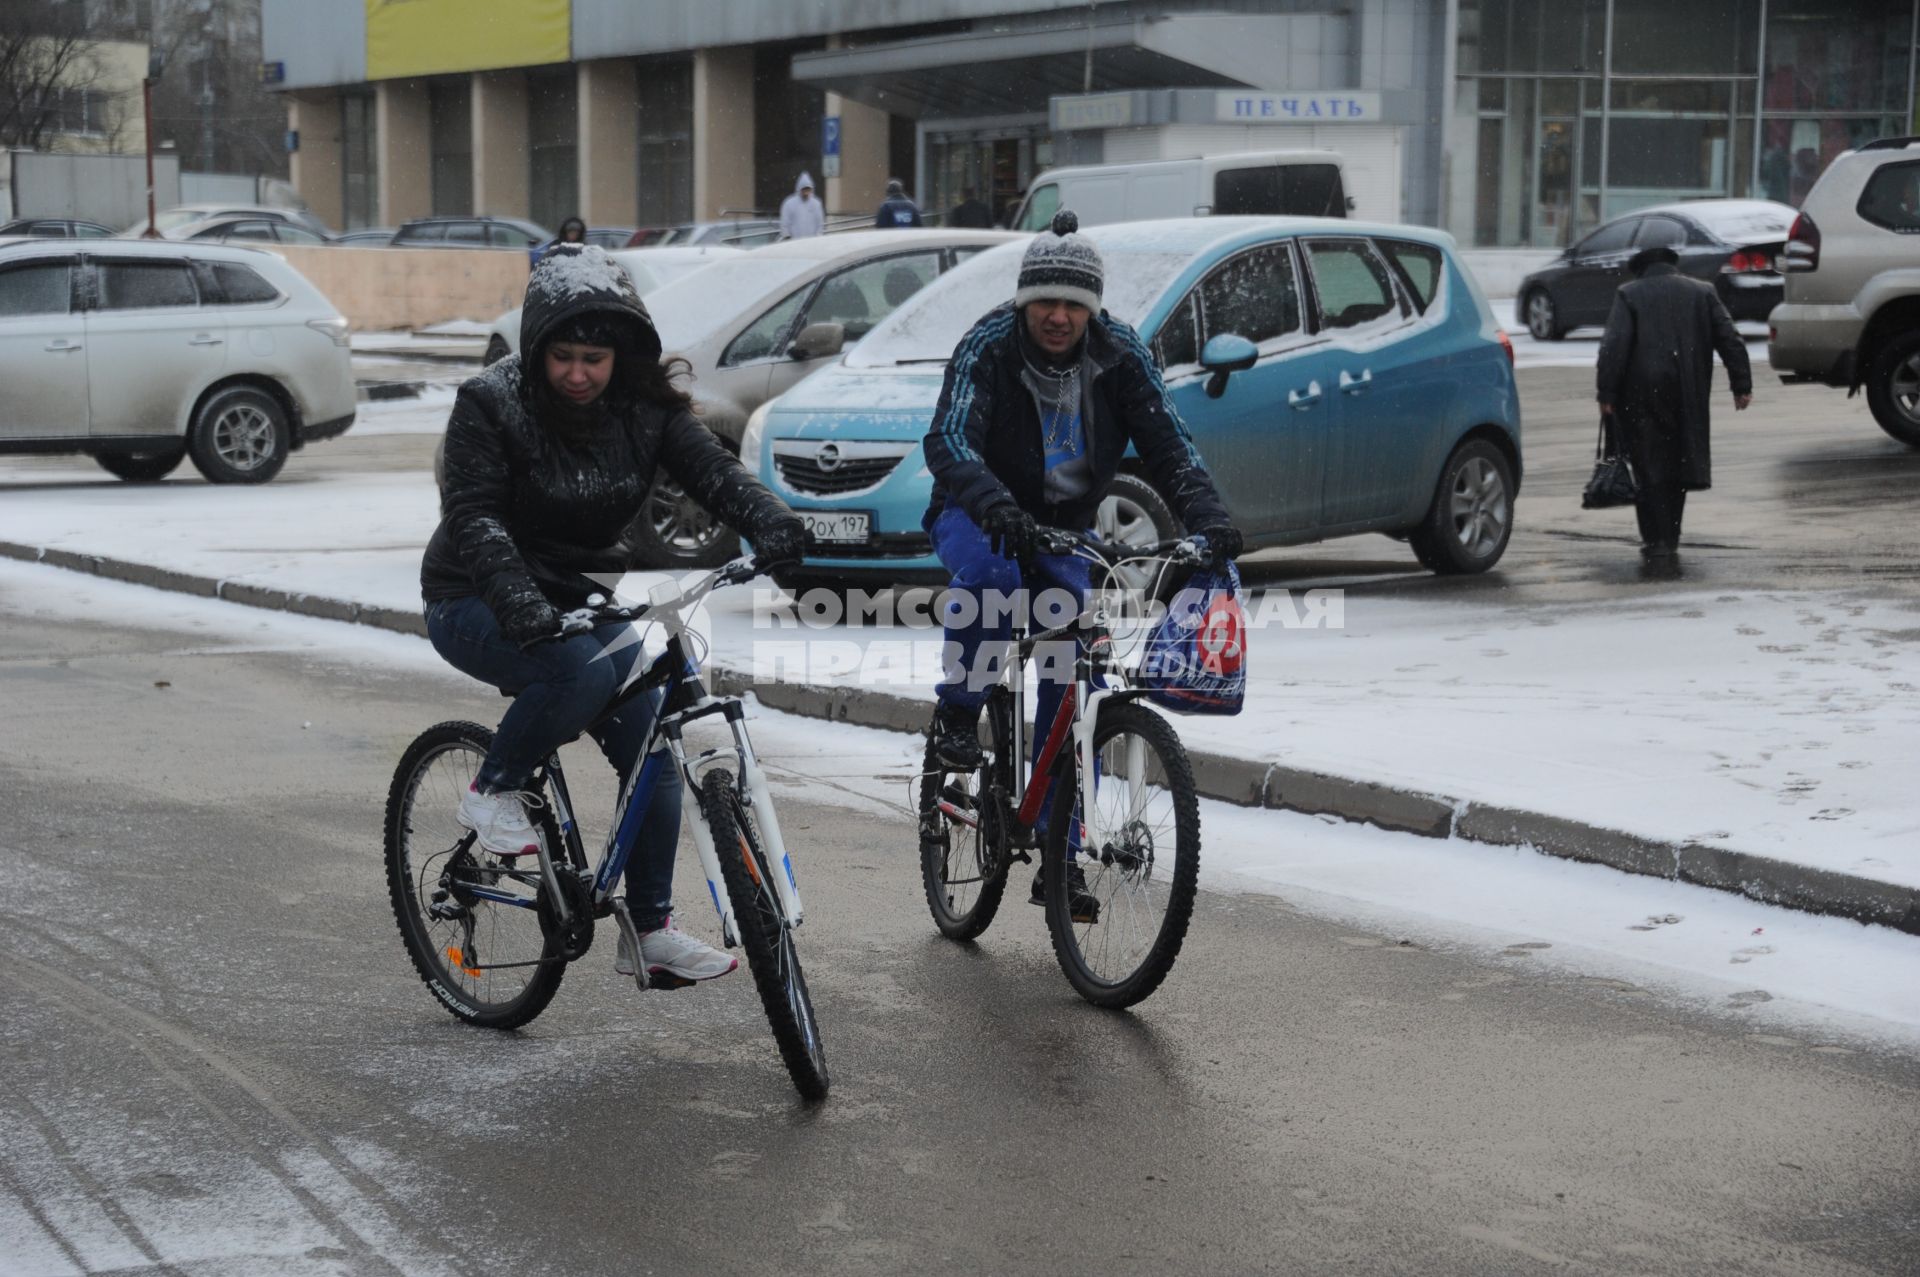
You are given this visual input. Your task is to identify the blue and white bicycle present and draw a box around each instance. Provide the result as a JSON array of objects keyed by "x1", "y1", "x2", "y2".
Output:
[{"x1": 383, "y1": 555, "x2": 829, "y2": 1101}]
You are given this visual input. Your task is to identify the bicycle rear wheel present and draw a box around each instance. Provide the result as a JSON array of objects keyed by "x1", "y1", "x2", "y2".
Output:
[
  {"x1": 917, "y1": 731, "x2": 1012, "y2": 941},
  {"x1": 385, "y1": 720, "x2": 567, "y2": 1030},
  {"x1": 700, "y1": 769, "x2": 830, "y2": 1101},
  {"x1": 1043, "y1": 701, "x2": 1200, "y2": 1009}
]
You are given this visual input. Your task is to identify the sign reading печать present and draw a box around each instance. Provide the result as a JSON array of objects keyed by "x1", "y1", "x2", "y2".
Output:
[{"x1": 1217, "y1": 92, "x2": 1382, "y2": 123}]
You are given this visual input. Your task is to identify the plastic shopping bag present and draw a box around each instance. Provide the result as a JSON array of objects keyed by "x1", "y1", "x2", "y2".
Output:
[{"x1": 1135, "y1": 561, "x2": 1247, "y2": 715}]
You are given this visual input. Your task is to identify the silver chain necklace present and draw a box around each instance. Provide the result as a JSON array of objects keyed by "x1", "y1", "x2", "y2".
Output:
[{"x1": 1041, "y1": 363, "x2": 1081, "y2": 453}]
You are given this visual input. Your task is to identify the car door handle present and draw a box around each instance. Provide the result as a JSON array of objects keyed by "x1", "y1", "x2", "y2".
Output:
[
  {"x1": 188, "y1": 334, "x2": 224, "y2": 346},
  {"x1": 1287, "y1": 382, "x2": 1322, "y2": 410},
  {"x1": 44, "y1": 339, "x2": 82, "y2": 352},
  {"x1": 1339, "y1": 369, "x2": 1372, "y2": 395}
]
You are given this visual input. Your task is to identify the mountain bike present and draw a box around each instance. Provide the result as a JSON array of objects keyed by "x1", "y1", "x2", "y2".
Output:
[
  {"x1": 917, "y1": 531, "x2": 1205, "y2": 1009},
  {"x1": 384, "y1": 555, "x2": 829, "y2": 1101}
]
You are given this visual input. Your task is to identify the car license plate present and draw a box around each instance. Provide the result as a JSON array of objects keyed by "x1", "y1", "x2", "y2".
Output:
[{"x1": 798, "y1": 510, "x2": 871, "y2": 544}]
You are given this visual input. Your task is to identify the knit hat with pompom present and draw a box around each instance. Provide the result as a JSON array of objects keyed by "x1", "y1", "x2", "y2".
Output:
[{"x1": 1014, "y1": 210, "x2": 1103, "y2": 313}]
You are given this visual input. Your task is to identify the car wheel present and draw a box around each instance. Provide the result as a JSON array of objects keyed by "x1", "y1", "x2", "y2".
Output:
[
  {"x1": 96, "y1": 444, "x2": 186, "y2": 483},
  {"x1": 1095, "y1": 473, "x2": 1183, "y2": 594},
  {"x1": 1524, "y1": 289, "x2": 1564, "y2": 342},
  {"x1": 1864, "y1": 330, "x2": 1920, "y2": 448},
  {"x1": 483, "y1": 335, "x2": 511, "y2": 367},
  {"x1": 627, "y1": 475, "x2": 736, "y2": 569},
  {"x1": 1407, "y1": 438, "x2": 1514, "y2": 575},
  {"x1": 187, "y1": 385, "x2": 290, "y2": 484}
]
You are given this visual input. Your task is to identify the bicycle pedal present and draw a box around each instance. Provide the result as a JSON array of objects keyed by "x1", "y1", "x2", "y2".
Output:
[{"x1": 644, "y1": 970, "x2": 695, "y2": 991}]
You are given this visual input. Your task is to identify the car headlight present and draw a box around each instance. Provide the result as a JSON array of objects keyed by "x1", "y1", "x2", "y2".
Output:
[{"x1": 739, "y1": 401, "x2": 771, "y2": 469}]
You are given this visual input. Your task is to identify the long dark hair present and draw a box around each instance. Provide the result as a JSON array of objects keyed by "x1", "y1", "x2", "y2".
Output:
[{"x1": 627, "y1": 353, "x2": 698, "y2": 414}]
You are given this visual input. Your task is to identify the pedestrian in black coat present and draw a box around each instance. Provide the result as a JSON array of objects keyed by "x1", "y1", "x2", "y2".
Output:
[{"x1": 1595, "y1": 246, "x2": 1753, "y2": 560}]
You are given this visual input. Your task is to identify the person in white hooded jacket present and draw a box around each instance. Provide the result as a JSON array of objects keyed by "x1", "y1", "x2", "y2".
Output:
[{"x1": 779, "y1": 171, "x2": 825, "y2": 239}]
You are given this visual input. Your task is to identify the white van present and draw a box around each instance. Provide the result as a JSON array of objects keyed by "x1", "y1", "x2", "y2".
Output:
[{"x1": 1010, "y1": 150, "x2": 1350, "y2": 232}]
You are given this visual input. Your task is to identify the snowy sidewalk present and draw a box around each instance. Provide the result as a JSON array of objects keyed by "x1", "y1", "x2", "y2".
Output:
[{"x1": 0, "y1": 454, "x2": 1915, "y2": 936}]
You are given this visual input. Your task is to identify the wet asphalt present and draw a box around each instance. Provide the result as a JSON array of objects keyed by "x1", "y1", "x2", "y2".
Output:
[{"x1": 1, "y1": 595, "x2": 1917, "y2": 1275}]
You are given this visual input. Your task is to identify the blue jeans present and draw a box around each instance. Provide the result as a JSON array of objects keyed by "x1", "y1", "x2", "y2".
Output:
[
  {"x1": 930, "y1": 503, "x2": 1090, "y2": 842},
  {"x1": 425, "y1": 595, "x2": 681, "y2": 930}
]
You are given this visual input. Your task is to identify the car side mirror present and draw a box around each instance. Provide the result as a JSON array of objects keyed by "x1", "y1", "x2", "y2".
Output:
[
  {"x1": 787, "y1": 321, "x2": 845, "y2": 361},
  {"x1": 1199, "y1": 332, "x2": 1259, "y2": 399}
]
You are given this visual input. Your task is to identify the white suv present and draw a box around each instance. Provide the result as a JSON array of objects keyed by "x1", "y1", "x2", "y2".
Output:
[
  {"x1": 1769, "y1": 136, "x2": 1920, "y2": 446},
  {"x1": 0, "y1": 239, "x2": 355, "y2": 483}
]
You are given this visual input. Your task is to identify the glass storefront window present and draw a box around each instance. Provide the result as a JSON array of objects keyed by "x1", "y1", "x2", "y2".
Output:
[
  {"x1": 340, "y1": 91, "x2": 376, "y2": 231},
  {"x1": 1611, "y1": 0, "x2": 1760, "y2": 76},
  {"x1": 527, "y1": 69, "x2": 577, "y2": 233},
  {"x1": 1460, "y1": 0, "x2": 1607, "y2": 74},
  {"x1": 1764, "y1": 1, "x2": 1913, "y2": 114},
  {"x1": 636, "y1": 55, "x2": 692, "y2": 226},
  {"x1": 429, "y1": 80, "x2": 472, "y2": 217}
]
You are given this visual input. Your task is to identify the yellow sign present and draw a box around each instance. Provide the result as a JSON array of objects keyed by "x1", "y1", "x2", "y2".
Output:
[{"x1": 366, "y1": 0, "x2": 571, "y2": 80}]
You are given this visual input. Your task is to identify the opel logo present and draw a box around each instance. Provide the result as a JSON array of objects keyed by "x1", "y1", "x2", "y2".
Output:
[{"x1": 815, "y1": 442, "x2": 843, "y2": 473}]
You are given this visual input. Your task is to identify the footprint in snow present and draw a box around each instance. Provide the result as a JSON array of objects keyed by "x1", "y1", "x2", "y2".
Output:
[
  {"x1": 1730, "y1": 945, "x2": 1775, "y2": 964},
  {"x1": 1736, "y1": 626, "x2": 1763, "y2": 636},
  {"x1": 1628, "y1": 913, "x2": 1684, "y2": 932},
  {"x1": 1810, "y1": 808, "x2": 1854, "y2": 821},
  {"x1": 1727, "y1": 989, "x2": 1773, "y2": 1006}
]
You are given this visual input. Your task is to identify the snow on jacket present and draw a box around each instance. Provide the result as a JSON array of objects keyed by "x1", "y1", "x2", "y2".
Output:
[
  {"x1": 420, "y1": 246, "x2": 795, "y2": 631},
  {"x1": 779, "y1": 172, "x2": 825, "y2": 239},
  {"x1": 922, "y1": 303, "x2": 1229, "y2": 533},
  {"x1": 1595, "y1": 261, "x2": 1752, "y2": 490}
]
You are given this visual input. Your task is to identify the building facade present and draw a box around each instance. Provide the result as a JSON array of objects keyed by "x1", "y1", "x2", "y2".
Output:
[{"x1": 263, "y1": 0, "x2": 1918, "y2": 246}]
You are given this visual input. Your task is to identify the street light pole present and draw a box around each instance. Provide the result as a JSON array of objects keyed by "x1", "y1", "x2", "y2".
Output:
[{"x1": 142, "y1": 47, "x2": 165, "y2": 237}]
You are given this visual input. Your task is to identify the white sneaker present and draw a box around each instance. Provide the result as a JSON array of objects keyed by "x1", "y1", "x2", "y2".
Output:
[
  {"x1": 616, "y1": 916, "x2": 738, "y2": 982},
  {"x1": 456, "y1": 784, "x2": 540, "y2": 857}
]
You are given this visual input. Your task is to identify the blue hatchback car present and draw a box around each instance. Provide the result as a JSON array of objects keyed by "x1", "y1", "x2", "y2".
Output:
[{"x1": 743, "y1": 217, "x2": 1521, "y2": 584}]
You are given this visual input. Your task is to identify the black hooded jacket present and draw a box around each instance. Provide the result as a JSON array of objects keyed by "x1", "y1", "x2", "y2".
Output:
[{"x1": 419, "y1": 246, "x2": 796, "y2": 630}]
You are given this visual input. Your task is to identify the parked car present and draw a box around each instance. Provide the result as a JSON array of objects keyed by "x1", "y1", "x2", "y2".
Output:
[
  {"x1": 123, "y1": 202, "x2": 332, "y2": 238},
  {"x1": 334, "y1": 227, "x2": 398, "y2": 246},
  {"x1": 745, "y1": 217, "x2": 1521, "y2": 586},
  {"x1": 483, "y1": 243, "x2": 746, "y2": 365},
  {"x1": 1012, "y1": 150, "x2": 1352, "y2": 232},
  {"x1": 391, "y1": 216, "x2": 551, "y2": 249},
  {"x1": 1769, "y1": 136, "x2": 1920, "y2": 446},
  {"x1": 177, "y1": 216, "x2": 333, "y2": 246},
  {"x1": 1516, "y1": 199, "x2": 1796, "y2": 341},
  {"x1": 582, "y1": 226, "x2": 637, "y2": 249},
  {"x1": 0, "y1": 217, "x2": 117, "y2": 239},
  {"x1": 628, "y1": 218, "x2": 782, "y2": 249},
  {"x1": 0, "y1": 238, "x2": 355, "y2": 483}
]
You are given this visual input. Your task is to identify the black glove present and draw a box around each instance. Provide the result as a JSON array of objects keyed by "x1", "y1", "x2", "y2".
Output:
[
  {"x1": 750, "y1": 518, "x2": 808, "y2": 569},
  {"x1": 1194, "y1": 523, "x2": 1244, "y2": 567},
  {"x1": 981, "y1": 504, "x2": 1039, "y2": 563},
  {"x1": 499, "y1": 598, "x2": 562, "y2": 648}
]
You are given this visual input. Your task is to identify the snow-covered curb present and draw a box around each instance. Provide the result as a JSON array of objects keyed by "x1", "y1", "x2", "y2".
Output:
[{"x1": 4, "y1": 534, "x2": 1913, "y2": 940}]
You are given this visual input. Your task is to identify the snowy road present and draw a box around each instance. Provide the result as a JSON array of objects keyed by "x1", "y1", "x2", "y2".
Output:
[{"x1": 1, "y1": 563, "x2": 1917, "y2": 1274}]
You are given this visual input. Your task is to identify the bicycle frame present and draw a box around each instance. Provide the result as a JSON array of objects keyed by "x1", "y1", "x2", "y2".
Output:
[{"x1": 456, "y1": 562, "x2": 805, "y2": 986}]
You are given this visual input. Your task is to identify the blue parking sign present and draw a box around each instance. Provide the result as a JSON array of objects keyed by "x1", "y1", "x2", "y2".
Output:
[{"x1": 823, "y1": 117, "x2": 841, "y2": 157}]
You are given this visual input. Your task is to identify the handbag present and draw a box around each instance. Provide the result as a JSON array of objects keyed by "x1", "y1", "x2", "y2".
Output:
[
  {"x1": 1581, "y1": 413, "x2": 1638, "y2": 510},
  {"x1": 1135, "y1": 561, "x2": 1247, "y2": 716}
]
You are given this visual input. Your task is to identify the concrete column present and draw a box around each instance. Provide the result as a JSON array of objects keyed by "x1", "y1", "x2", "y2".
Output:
[
  {"x1": 692, "y1": 46, "x2": 754, "y2": 220},
  {"x1": 824, "y1": 91, "x2": 890, "y2": 218},
  {"x1": 375, "y1": 79, "x2": 431, "y2": 226},
  {"x1": 472, "y1": 70, "x2": 529, "y2": 219},
  {"x1": 285, "y1": 89, "x2": 344, "y2": 231},
  {"x1": 578, "y1": 59, "x2": 638, "y2": 225}
]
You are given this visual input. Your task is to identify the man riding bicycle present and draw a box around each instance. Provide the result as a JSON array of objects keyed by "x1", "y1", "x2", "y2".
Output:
[{"x1": 921, "y1": 210, "x2": 1241, "y2": 920}]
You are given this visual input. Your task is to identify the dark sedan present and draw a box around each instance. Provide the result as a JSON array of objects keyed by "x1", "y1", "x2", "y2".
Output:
[
  {"x1": 1516, "y1": 199, "x2": 1796, "y2": 340},
  {"x1": 0, "y1": 217, "x2": 116, "y2": 238}
]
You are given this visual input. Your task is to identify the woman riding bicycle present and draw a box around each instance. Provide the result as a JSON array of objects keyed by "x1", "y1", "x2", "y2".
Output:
[
  {"x1": 420, "y1": 243, "x2": 806, "y2": 985},
  {"x1": 921, "y1": 211, "x2": 1241, "y2": 919}
]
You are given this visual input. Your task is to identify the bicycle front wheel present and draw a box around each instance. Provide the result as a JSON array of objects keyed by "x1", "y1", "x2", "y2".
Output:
[
  {"x1": 1043, "y1": 701, "x2": 1200, "y2": 1009},
  {"x1": 700, "y1": 770, "x2": 830, "y2": 1101},
  {"x1": 384, "y1": 720, "x2": 567, "y2": 1030}
]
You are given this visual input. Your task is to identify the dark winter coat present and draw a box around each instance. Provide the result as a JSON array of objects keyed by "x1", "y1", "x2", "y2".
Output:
[
  {"x1": 923, "y1": 303, "x2": 1230, "y2": 533},
  {"x1": 1595, "y1": 262, "x2": 1752, "y2": 490},
  {"x1": 874, "y1": 196, "x2": 924, "y2": 228},
  {"x1": 420, "y1": 246, "x2": 794, "y2": 633}
]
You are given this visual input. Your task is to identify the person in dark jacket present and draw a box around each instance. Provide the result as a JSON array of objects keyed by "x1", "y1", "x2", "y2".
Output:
[
  {"x1": 420, "y1": 243, "x2": 806, "y2": 983},
  {"x1": 874, "y1": 179, "x2": 923, "y2": 228},
  {"x1": 946, "y1": 187, "x2": 994, "y2": 229},
  {"x1": 921, "y1": 210, "x2": 1240, "y2": 919},
  {"x1": 1596, "y1": 245, "x2": 1753, "y2": 561}
]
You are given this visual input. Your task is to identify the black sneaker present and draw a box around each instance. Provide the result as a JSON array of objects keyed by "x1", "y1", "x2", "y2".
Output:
[
  {"x1": 1030, "y1": 863, "x2": 1100, "y2": 924},
  {"x1": 930, "y1": 701, "x2": 984, "y2": 771}
]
